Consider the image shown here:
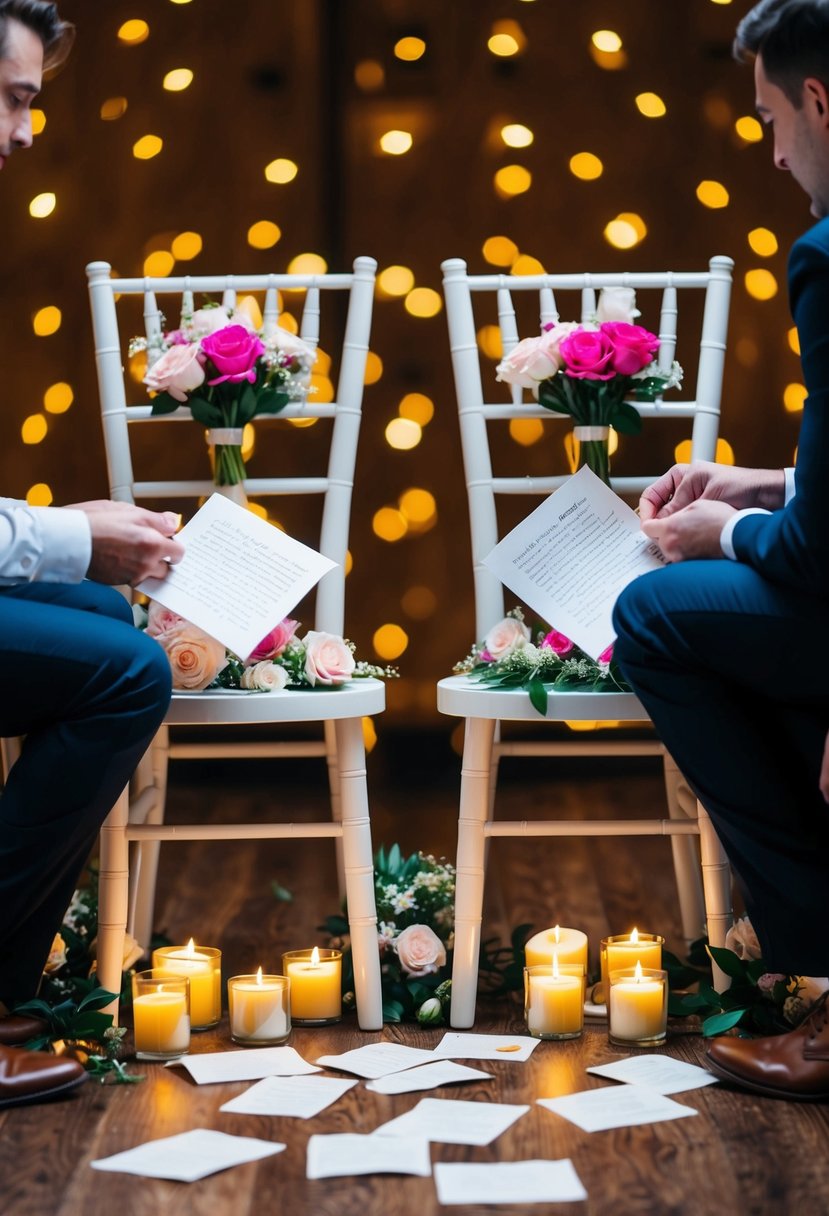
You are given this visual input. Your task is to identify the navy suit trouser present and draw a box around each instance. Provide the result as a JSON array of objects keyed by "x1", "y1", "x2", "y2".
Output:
[
  {"x1": 613, "y1": 559, "x2": 829, "y2": 975},
  {"x1": 0, "y1": 580, "x2": 171, "y2": 1006}
]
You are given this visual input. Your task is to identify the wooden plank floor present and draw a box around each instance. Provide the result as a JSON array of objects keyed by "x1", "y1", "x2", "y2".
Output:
[{"x1": 2, "y1": 732, "x2": 827, "y2": 1215}]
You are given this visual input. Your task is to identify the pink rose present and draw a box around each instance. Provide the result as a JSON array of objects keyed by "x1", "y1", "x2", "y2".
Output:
[
  {"x1": 145, "y1": 600, "x2": 184, "y2": 637},
  {"x1": 155, "y1": 621, "x2": 228, "y2": 689},
  {"x1": 601, "y1": 322, "x2": 660, "y2": 375},
  {"x1": 303, "y1": 631, "x2": 355, "y2": 686},
  {"x1": 144, "y1": 343, "x2": 206, "y2": 403},
  {"x1": 191, "y1": 305, "x2": 232, "y2": 335},
  {"x1": 541, "y1": 629, "x2": 574, "y2": 656},
  {"x1": 496, "y1": 328, "x2": 566, "y2": 389},
  {"x1": 596, "y1": 287, "x2": 639, "y2": 325},
  {"x1": 394, "y1": 924, "x2": 447, "y2": 976},
  {"x1": 484, "y1": 616, "x2": 530, "y2": 660},
  {"x1": 247, "y1": 617, "x2": 299, "y2": 663},
  {"x1": 202, "y1": 324, "x2": 266, "y2": 385},
  {"x1": 264, "y1": 323, "x2": 318, "y2": 362},
  {"x1": 598, "y1": 643, "x2": 614, "y2": 665},
  {"x1": 559, "y1": 328, "x2": 616, "y2": 380}
]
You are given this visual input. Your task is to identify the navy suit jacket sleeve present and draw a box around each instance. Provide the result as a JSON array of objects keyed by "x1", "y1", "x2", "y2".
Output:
[{"x1": 731, "y1": 217, "x2": 829, "y2": 595}]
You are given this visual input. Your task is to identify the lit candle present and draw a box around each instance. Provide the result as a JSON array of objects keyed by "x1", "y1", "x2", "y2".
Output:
[
  {"x1": 524, "y1": 924, "x2": 588, "y2": 971},
  {"x1": 131, "y1": 970, "x2": 190, "y2": 1060},
  {"x1": 152, "y1": 940, "x2": 222, "y2": 1029},
  {"x1": 282, "y1": 947, "x2": 342, "y2": 1024},
  {"x1": 524, "y1": 953, "x2": 585, "y2": 1040},
  {"x1": 608, "y1": 962, "x2": 668, "y2": 1046},
  {"x1": 599, "y1": 929, "x2": 664, "y2": 1001},
  {"x1": 228, "y1": 968, "x2": 291, "y2": 1046}
]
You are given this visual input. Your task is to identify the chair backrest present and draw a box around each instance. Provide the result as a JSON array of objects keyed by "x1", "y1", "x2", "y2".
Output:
[
  {"x1": 86, "y1": 257, "x2": 376, "y2": 636},
  {"x1": 441, "y1": 257, "x2": 734, "y2": 638}
]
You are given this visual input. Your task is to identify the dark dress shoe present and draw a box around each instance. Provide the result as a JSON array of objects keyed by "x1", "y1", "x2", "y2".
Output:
[
  {"x1": 0, "y1": 1013, "x2": 50, "y2": 1046},
  {"x1": 706, "y1": 990, "x2": 829, "y2": 1101},
  {"x1": 0, "y1": 1044, "x2": 86, "y2": 1108}
]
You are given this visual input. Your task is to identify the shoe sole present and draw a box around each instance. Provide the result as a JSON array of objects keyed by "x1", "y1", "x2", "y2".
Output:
[
  {"x1": 705, "y1": 1054, "x2": 829, "y2": 1103},
  {"x1": 0, "y1": 1070, "x2": 87, "y2": 1110}
]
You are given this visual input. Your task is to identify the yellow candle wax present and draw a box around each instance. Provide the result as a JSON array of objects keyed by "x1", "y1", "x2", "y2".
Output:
[
  {"x1": 133, "y1": 991, "x2": 189, "y2": 1055},
  {"x1": 152, "y1": 942, "x2": 220, "y2": 1028},
  {"x1": 600, "y1": 931, "x2": 663, "y2": 997},
  {"x1": 524, "y1": 925, "x2": 588, "y2": 970},
  {"x1": 526, "y1": 974, "x2": 583, "y2": 1037},
  {"x1": 609, "y1": 968, "x2": 667, "y2": 1043},
  {"x1": 283, "y1": 949, "x2": 341, "y2": 1022},
  {"x1": 228, "y1": 971, "x2": 290, "y2": 1044}
]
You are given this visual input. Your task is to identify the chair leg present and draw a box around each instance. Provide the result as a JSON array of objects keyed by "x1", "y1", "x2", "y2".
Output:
[
  {"x1": 662, "y1": 751, "x2": 706, "y2": 947},
  {"x1": 325, "y1": 719, "x2": 346, "y2": 905},
  {"x1": 697, "y1": 800, "x2": 734, "y2": 993},
  {"x1": 0, "y1": 735, "x2": 22, "y2": 781},
  {"x1": 334, "y1": 716, "x2": 383, "y2": 1030},
  {"x1": 450, "y1": 717, "x2": 495, "y2": 1029},
  {"x1": 128, "y1": 727, "x2": 169, "y2": 952},
  {"x1": 96, "y1": 787, "x2": 130, "y2": 1023}
]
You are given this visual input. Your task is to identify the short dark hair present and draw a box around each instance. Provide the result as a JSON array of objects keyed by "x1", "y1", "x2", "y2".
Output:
[
  {"x1": 734, "y1": 0, "x2": 829, "y2": 105},
  {"x1": 0, "y1": 1, "x2": 73, "y2": 72}
]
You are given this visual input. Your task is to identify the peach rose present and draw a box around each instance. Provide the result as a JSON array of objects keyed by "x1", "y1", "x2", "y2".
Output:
[
  {"x1": 395, "y1": 924, "x2": 447, "y2": 976},
  {"x1": 725, "y1": 916, "x2": 761, "y2": 961},
  {"x1": 240, "y1": 661, "x2": 289, "y2": 691},
  {"x1": 144, "y1": 343, "x2": 206, "y2": 403},
  {"x1": 303, "y1": 631, "x2": 355, "y2": 686},
  {"x1": 43, "y1": 933, "x2": 67, "y2": 975},
  {"x1": 145, "y1": 600, "x2": 184, "y2": 637},
  {"x1": 596, "y1": 286, "x2": 639, "y2": 325},
  {"x1": 89, "y1": 931, "x2": 143, "y2": 974},
  {"x1": 156, "y1": 621, "x2": 228, "y2": 689},
  {"x1": 483, "y1": 616, "x2": 530, "y2": 661}
]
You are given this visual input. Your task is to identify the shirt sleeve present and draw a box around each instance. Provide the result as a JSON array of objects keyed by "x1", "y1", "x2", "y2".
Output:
[
  {"x1": 784, "y1": 466, "x2": 796, "y2": 504},
  {"x1": 0, "y1": 499, "x2": 91, "y2": 584},
  {"x1": 720, "y1": 508, "x2": 772, "y2": 561}
]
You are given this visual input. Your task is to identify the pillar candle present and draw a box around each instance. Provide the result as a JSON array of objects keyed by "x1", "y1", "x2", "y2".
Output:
[
  {"x1": 524, "y1": 958, "x2": 585, "y2": 1039},
  {"x1": 600, "y1": 930, "x2": 664, "y2": 1000},
  {"x1": 608, "y1": 964, "x2": 668, "y2": 1045},
  {"x1": 152, "y1": 941, "x2": 221, "y2": 1029},
  {"x1": 228, "y1": 970, "x2": 291, "y2": 1045},
  {"x1": 524, "y1": 924, "x2": 588, "y2": 971}
]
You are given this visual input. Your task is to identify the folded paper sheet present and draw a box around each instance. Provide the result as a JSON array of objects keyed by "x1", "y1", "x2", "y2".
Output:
[
  {"x1": 219, "y1": 1074, "x2": 358, "y2": 1118},
  {"x1": 91, "y1": 1129, "x2": 285, "y2": 1182},
  {"x1": 314, "y1": 1042, "x2": 436, "y2": 1079},
  {"x1": 434, "y1": 1159, "x2": 588, "y2": 1206},
  {"x1": 366, "y1": 1061, "x2": 494, "y2": 1095},
  {"x1": 306, "y1": 1133, "x2": 432, "y2": 1180},
  {"x1": 373, "y1": 1097, "x2": 530, "y2": 1146},
  {"x1": 587, "y1": 1054, "x2": 719, "y2": 1095},
  {"x1": 538, "y1": 1086, "x2": 698, "y2": 1133},
  {"x1": 167, "y1": 1046, "x2": 320, "y2": 1084}
]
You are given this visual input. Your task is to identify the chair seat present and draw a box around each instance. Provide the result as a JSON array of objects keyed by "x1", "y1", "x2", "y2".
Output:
[
  {"x1": 437, "y1": 675, "x2": 647, "y2": 722},
  {"x1": 168, "y1": 678, "x2": 386, "y2": 725}
]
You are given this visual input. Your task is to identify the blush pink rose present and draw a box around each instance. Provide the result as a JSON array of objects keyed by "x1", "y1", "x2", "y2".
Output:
[
  {"x1": 596, "y1": 287, "x2": 638, "y2": 325},
  {"x1": 156, "y1": 621, "x2": 228, "y2": 689},
  {"x1": 597, "y1": 643, "x2": 615, "y2": 665},
  {"x1": 601, "y1": 322, "x2": 660, "y2": 375},
  {"x1": 247, "y1": 618, "x2": 300, "y2": 663},
  {"x1": 541, "y1": 629, "x2": 574, "y2": 656},
  {"x1": 303, "y1": 631, "x2": 356, "y2": 686},
  {"x1": 496, "y1": 328, "x2": 567, "y2": 389},
  {"x1": 202, "y1": 324, "x2": 266, "y2": 385},
  {"x1": 394, "y1": 924, "x2": 447, "y2": 976},
  {"x1": 240, "y1": 661, "x2": 289, "y2": 691},
  {"x1": 483, "y1": 616, "x2": 530, "y2": 660},
  {"x1": 145, "y1": 600, "x2": 184, "y2": 637},
  {"x1": 559, "y1": 328, "x2": 616, "y2": 380},
  {"x1": 144, "y1": 343, "x2": 206, "y2": 403}
]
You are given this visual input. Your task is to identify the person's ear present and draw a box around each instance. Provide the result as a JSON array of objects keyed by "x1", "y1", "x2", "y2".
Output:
[{"x1": 804, "y1": 77, "x2": 829, "y2": 124}]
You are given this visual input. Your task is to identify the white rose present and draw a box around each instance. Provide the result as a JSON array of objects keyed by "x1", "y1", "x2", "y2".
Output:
[
  {"x1": 240, "y1": 661, "x2": 289, "y2": 691},
  {"x1": 190, "y1": 305, "x2": 232, "y2": 335},
  {"x1": 596, "y1": 287, "x2": 639, "y2": 324},
  {"x1": 483, "y1": 616, "x2": 531, "y2": 660},
  {"x1": 303, "y1": 631, "x2": 355, "y2": 686},
  {"x1": 724, "y1": 916, "x2": 762, "y2": 961},
  {"x1": 394, "y1": 924, "x2": 447, "y2": 976}
]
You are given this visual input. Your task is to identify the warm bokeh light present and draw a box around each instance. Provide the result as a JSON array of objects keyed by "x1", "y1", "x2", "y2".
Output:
[
  {"x1": 372, "y1": 506, "x2": 408, "y2": 541},
  {"x1": 364, "y1": 352, "x2": 383, "y2": 384},
  {"x1": 399, "y1": 393, "x2": 434, "y2": 426},
  {"x1": 362, "y1": 717, "x2": 377, "y2": 753},
  {"x1": 788, "y1": 327, "x2": 800, "y2": 355},
  {"x1": 511, "y1": 254, "x2": 545, "y2": 276},
  {"x1": 33, "y1": 306, "x2": 61, "y2": 336},
  {"x1": 379, "y1": 129, "x2": 413, "y2": 155},
  {"x1": 171, "y1": 231, "x2": 202, "y2": 260},
  {"x1": 399, "y1": 487, "x2": 437, "y2": 525},
  {"x1": 385, "y1": 418, "x2": 422, "y2": 449},
  {"x1": 675, "y1": 437, "x2": 736, "y2": 464},
  {"x1": 501, "y1": 123, "x2": 534, "y2": 148},
  {"x1": 696, "y1": 179, "x2": 730, "y2": 208},
  {"x1": 237, "y1": 296, "x2": 263, "y2": 329},
  {"x1": 494, "y1": 164, "x2": 532, "y2": 197},
  {"x1": 143, "y1": 250, "x2": 175, "y2": 278},
  {"x1": 735, "y1": 115, "x2": 763, "y2": 142},
  {"x1": 477, "y1": 325, "x2": 503, "y2": 360},
  {"x1": 21, "y1": 414, "x2": 47, "y2": 444},
  {"x1": 26, "y1": 483, "x2": 52, "y2": 506},
  {"x1": 635, "y1": 92, "x2": 666, "y2": 117},
  {"x1": 287, "y1": 253, "x2": 328, "y2": 275},
  {"x1": 241, "y1": 422, "x2": 256, "y2": 460},
  {"x1": 100, "y1": 97, "x2": 128, "y2": 121},
  {"x1": 118, "y1": 19, "x2": 149, "y2": 44},
  {"x1": 404, "y1": 287, "x2": 442, "y2": 317},
  {"x1": 43, "y1": 382, "x2": 73, "y2": 414},
  {"x1": 28, "y1": 192, "x2": 56, "y2": 218},
  {"x1": 133, "y1": 135, "x2": 163, "y2": 160},
  {"x1": 482, "y1": 235, "x2": 518, "y2": 267},
  {"x1": 394, "y1": 36, "x2": 426, "y2": 61},
  {"x1": 163, "y1": 68, "x2": 193, "y2": 91},
  {"x1": 309, "y1": 374, "x2": 333, "y2": 403},
  {"x1": 30, "y1": 109, "x2": 45, "y2": 135},
  {"x1": 354, "y1": 59, "x2": 384, "y2": 91},
  {"x1": 591, "y1": 29, "x2": 623, "y2": 52},
  {"x1": 401, "y1": 585, "x2": 437, "y2": 619},
  {"x1": 783, "y1": 382, "x2": 807, "y2": 412},
  {"x1": 373, "y1": 623, "x2": 409, "y2": 660},
  {"x1": 247, "y1": 220, "x2": 281, "y2": 250},
  {"x1": 377, "y1": 265, "x2": 415, "y2": 296},
  {"x1": 604, "y1": 213, "x2": 646, "y2": 249},
  {"x1": 488, "y1": 20, "x2": 526, "y2": 57},
  {"x1": 265, "y1": 158, "x2": 298, "y2": 184},
  {"x1": 747, "y1": 227, "x2": 778, "y2": 257},
  {"x1": 744, "y1": 268, "x2": 778, "y2": 300},
  {"x1": 510, "y1": 418, "x2": 544, "y2": 446},
  {"x1": 569, "y1": 152, "x2": 603, "y2": 180}
]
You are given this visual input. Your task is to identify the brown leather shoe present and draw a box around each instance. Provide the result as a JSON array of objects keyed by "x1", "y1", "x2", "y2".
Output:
[
  {"x1": 0, "y1": 1013, "x2": 50, "y2": 1046},
  {"x1": 0, "y1": 1043, "x2": 86, "y2": 1108},
  {"x1": 706, "y1": 991, "x2": 829, "y2": 1101}
]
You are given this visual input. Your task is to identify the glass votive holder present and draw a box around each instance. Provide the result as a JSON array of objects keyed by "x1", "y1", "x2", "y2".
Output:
[
  {"x1": 524, "y1": 963, "x2": 586, "y2": 1040},
  {"x1": 608, "y1": 967, "x2": 668, "y2": 1048},
  {"x1": 152, "y1": 944, "x2": 222, "y2": 1030},
  {"x1": 228, "y1": 973, "x2": 291, "y2": 1046},
  {"x1": 281, "y1": 949, "x2": 342, "y2": 1025},
  {"x1": 132, "y1": 969, "x2": 190, "y2": 1060},
  {"x1": 599, "y1": 933, "x2": 664, "y2": 1004}
]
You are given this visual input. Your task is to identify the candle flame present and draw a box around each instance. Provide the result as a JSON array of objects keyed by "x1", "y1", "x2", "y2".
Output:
[
  {"x1": 552, "y1": 950, "x2": 560, "y2": 979},
  {"x1": 186, "y1": 937, "x2": 196, "y2": 956},
  {"x1": 310, "y1": 946, "x2": 320, "y2": 968},
  {"x1": 634, "y1": 960, "x2": 643, "y2": 981},
  {"x1": 554, "y1": 925, "x2": 561, "y2": 943},
  {"x1": 256, "y1": 966, "x2": 263, "y2": 986},
  {"x1": 630, "y1": 927, "x2": 639, "y2": 944}
]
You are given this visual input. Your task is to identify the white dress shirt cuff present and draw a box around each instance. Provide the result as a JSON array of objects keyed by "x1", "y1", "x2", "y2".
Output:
[
  {"x1": 784, "y1": 467, "x2": 796, "y2": 505},
  {"x1": 720, "y1": 508, "x2": 771, "y2": 561}
]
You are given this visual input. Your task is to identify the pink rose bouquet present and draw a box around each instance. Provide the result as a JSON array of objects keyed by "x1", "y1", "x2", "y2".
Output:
[{"x1": 496, "y1": 287, "x2": 682, "y2": 484}]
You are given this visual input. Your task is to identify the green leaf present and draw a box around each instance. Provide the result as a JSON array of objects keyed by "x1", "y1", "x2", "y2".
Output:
[
  {"x1": 270, "y1": 881, "x2": 294, "y2": 903},
  {"x1": 701, "y1": 1007, "x2": 748, "y2": 1036},
  {"x1": 610, "y1": 399, "x2": 644, "y2": 435},
  {"x1": 77, "y1": 988, "x2": 118, "y2": 1013},
  {"x1": 255, "y1": 388, "x2": 290, "y2": 416},
  {"x1": 387, "y1": 843, "x2": 403, "y2": 876},
  {"x1": 13, "y1": 998, "x2": 54, "y2": 1021},
  {"x1": 70, "y1": 1012, "x2": 114, "y2": 1038},
  {"x1": 149, "y1": 391, "x2": 182, "y2": 416},
  {"x1": 528, "y1": 678, "x2": 548, "y2": 716},
  {"x1": 707, "y1": 945, "x2": 748, "y2": 981},
  {"x1": 188, "y1": 396, "x2": 223, "y2": 427},
  {"x1": 382, "y1": 1000, "x2": 404, "y2": 1023}
]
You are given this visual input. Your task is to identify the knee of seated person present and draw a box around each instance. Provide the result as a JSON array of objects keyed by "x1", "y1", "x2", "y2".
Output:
[{"x1": 125, "y1": 631, "x2": 173, "y2": 721}]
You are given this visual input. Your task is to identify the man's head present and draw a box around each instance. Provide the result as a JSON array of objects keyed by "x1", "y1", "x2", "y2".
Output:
[
  {"x1": 735, "y1": 0, "x2": 829, "y2": 217},
  {"x1": 0, "y1": 1, "x2": 72, "y2": 169}
]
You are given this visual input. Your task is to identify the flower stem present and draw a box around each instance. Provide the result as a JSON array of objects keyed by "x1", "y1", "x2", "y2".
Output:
[{"x1": 213, "y1": 444, "x2": 247, "y2": 487}]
